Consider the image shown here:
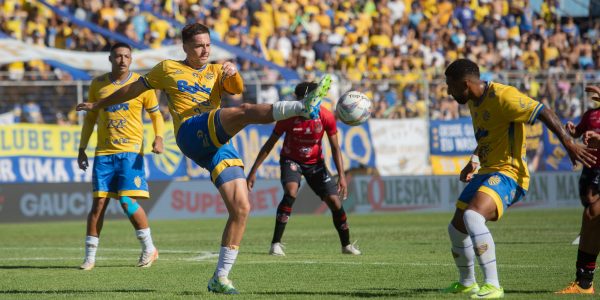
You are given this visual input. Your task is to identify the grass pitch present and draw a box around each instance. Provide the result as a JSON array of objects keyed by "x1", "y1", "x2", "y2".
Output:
[{"x1": 0, "y1": 209, "x2": 587, "y2": 299}]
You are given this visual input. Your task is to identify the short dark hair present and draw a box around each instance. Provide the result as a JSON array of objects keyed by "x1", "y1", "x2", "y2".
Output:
[
  {"x1": 109, "y1": 42, "x2": 132, "y2": 55},
  {"x1": 182, "y1": 23, "x2": 210, "y2": 43},
  {"x1": 444, "y1": 59, "x2": 480, "y2": 80},
  {"x1": 294, "y1": 82, "x2": 318, "y2": 99}
]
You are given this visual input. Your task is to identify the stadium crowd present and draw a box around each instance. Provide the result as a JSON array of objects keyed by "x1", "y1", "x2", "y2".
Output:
[{"x1": 0, "y1": 0, "x2": 600, "y2": 123}]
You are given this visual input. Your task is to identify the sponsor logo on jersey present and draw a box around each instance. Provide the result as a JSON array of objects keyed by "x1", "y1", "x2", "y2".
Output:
[
  {"x1": 107, "y1": 118, "x2": 127, "y2": 129},
  {"x1": 177, "y1": 80, "x2": 212, "y2": 96},
  {"x1": 105, "y1": 103, "x2": 130, "y2": 112}
]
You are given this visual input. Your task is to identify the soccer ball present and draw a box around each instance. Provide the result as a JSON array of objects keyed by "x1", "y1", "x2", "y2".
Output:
[{"x1": 336, "y1": 91, "x2": 372, "y2": 126}]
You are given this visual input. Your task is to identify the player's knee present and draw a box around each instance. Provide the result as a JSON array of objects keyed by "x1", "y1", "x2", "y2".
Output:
[
  {"x1": 90, "y1": 198, "x2": 108, "y2": 215},
  {"x1": 119, "y1": 196, "x2": 140, "y2": 218},
  {"x1": 586, "y1": 201, "x2": 600, "y2": 219},
  {"x1": 232, "y1": 199, "x2": 251, "y2": 219},
  {"x1": 463, "y1": 209, "x2": 486, "y2": 228},
  {"x1": 281, "y1": 194, "x2": 296, "y2": 206}
]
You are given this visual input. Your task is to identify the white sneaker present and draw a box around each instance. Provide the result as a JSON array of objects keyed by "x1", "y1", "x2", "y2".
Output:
[
  {"x1": 342, "y1": 241, "x2": 361, "y2": 255},
  {"x1": 79, "y1": 259, "x2": 95, "y2": 271},
  {"x1": 572, "y1": 235, "x2": 580, "y2": 245},
  {"x1": 137, "y1": 248, "x2": 158, "y2": 267},
  {"x1": 269, "y1": 242, "x2": 285, "y2": 256}
]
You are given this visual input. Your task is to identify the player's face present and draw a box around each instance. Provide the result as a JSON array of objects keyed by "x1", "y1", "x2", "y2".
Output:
[
  {"x1": 445, "y1": 76, "x2": 470, "y2": 104},
  {"x1": 109, "y1": 47, "x2": 132, "y2": 73},
  {"x1": 184, "y1": 33, "x2": 211, "y2": 65}
]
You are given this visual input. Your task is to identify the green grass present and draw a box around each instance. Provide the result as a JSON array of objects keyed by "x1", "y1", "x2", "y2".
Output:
[{"x1": 0, "y1": 209, "x2": 589, "y2": 299}]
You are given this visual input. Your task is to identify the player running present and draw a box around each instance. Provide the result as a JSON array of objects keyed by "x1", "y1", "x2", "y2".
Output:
[
  {"x1": 246, "y1": 82, "x2": 360, "y2": 256},
  {"x1": 78, "y1": 42, "x2": 164, "y2": 271},
  {"x1": 556, "y1": 85, "x2": 600, "y2": 294},
  {"x1": 442, "y1": 59, "x2": 596, "y2": 299},
  {"x1": 76, "y1": 23, "x2": 330, "y2": 294}
]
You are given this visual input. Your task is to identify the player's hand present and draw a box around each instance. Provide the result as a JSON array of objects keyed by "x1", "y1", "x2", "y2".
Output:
[
  {"x1": 585, "y1": 85, "x2": 600, "y2": 102},
  {"x1": 459, "y1": 161, "x2": 479, "y2": 183},
  {"x1": 77, "y1": 149, "x2": 89, "y2": 171},
  {"x1": 337, "y1": 176, "x2": 348, "y2": 201},
  {"x1": 76, "y1": 102, "x2": 97, "y2": 112},
  {"x1": 584, "y1": 131, "x2": 600, "y2": 148},
  {"x1": 152, "y1": 136, "x2": 164, "y2": 154},
  {"x1": 246, "y1": 173, "x2": 256, "y2": 192},
  {"x1": 221, "y1": 61, "x2": 238, "y2": 77},
  {"x1": 565, "y1": 121, "x2": 577, "y2": 137},
  {"x1": 564, "y1": 139, "x2": 596, "y2": 168}
]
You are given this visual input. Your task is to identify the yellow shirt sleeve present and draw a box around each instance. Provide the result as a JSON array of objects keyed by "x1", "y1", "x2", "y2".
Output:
[
  {"x1": 142, "y1": 61, "x2": 167, "y2": 90},
  {"x1": 500, "y1": 87, "x2": 544, "y2": 125},
  {"x1": 223, "y1": 72, "x2": 244, "y2": 94},
  {"x1": 143, "y1": 90, "x2": 164, "y2": 138}
]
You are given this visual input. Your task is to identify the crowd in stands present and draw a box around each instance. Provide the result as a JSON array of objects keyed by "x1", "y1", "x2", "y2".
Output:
[{"x1": 1, "y1": 0, "x2": 600, "y2": 123}]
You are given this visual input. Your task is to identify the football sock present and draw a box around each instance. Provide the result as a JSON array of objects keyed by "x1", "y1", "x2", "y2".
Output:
[
  {"x1": 216, "y1": 245, "x2": 239, "y2": 278},
  {"x1": 272, "y1": 195, "x2": 295, "y2": 243},
  {"x1": 85, "y1": 235, "x2": 99, "y2": 262},
  {"x1": 136, "y1": 228, "x2": 156, "y2": 253},
  {"x1": 272, "y1": 101, "x2": 303, "y2": 121},
  {"x1": 464, "y1": 209, "x2": 500, "y2": 288},
  {"x1": 332, "y1": 207, "x2": 351, "y2": 247},
  {"x1": 576, "y1": 249, "x2": 597, "y2": 289},
  {"x1": 448, "y1": 223, "x2": 476, "y2": 286}
]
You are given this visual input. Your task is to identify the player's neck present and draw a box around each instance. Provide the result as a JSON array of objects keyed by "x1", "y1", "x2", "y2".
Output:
[
  {"x1": 110, "y1": 71, "x2": 131, "y2": 84},
  {"x1": 472, "y1": 81, "x2": 489, "y2": 105},
  {"x1": 184, "y1": 59, "x2": 207, "y2": 70}
]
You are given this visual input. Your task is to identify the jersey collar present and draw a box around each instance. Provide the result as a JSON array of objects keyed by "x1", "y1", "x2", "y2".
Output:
[
  {"x1": 110, "y1": 71, "x2": 132, "y2": 86},
  {"x1": 183, "y1": 59, "x2": 208, "y2": 71}
]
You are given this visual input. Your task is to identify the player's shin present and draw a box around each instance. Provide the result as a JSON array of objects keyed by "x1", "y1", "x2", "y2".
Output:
[
  {"x1": 332, "y1": 207, "x2": 350, "y2": 247},
  {"x1": 272, "y1": 194, "x2": 295, "y2": 243},
  {"x1": 575, "y1": 249, "x2": 597, "y2": 289},
  {"x1": 272, "y1": 101, "x2": 304, "y2": 121},
  {"x1": 216, "y1": 245, "x2": 239, "y2": 279},
  {"x1": 448, "y1": 223, "x2": 476, "y2": 286},
  {"x1": 464, "y1": 210, "x2": 500, "y2": 288},
  {"x1": 84, "y1": 236, "x2": 99, "y2": 262}
]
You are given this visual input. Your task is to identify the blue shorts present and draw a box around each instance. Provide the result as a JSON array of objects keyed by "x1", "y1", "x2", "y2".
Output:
[
  {"x1": 92, "y1": 152, "x2": 149, "y2": 199},
  {"x1": 456, "y1": 172, "x2": 526, "y2": 219},
  {"x1": 176, "y1": 109, "x2": 245, "y2": 187}
]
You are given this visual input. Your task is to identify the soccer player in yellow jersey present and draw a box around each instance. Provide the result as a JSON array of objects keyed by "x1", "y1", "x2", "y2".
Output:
[
  {"x1": 76, "y1": 23, "x2": 329, "y2": 294},
  {"x1": 442, "y1": 59, "x2": 596, "y2": 299},
  {"x1": 77, "y1": 43, "x2": 165, "y2": 271}
]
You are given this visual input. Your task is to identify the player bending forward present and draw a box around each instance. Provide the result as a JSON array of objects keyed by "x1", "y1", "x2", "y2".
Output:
[
  {"x1": 247, "y1": 82, "x2": 360, "y2": 256},
  {"x1": 442, "y1": 59, "x2": 595, "y2": 299}
]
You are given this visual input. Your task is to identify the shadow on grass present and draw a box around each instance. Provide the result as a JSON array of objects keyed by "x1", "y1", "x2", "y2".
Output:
[
  {"x1": 179, "y1": 288, "x2": 443, "y2": 298},
  {"x1": 0, "y1": 289, "x2": 155, "y2": 295},
  {"x1": 0, "y1": 265, "x2": 133, "y2": 270}
]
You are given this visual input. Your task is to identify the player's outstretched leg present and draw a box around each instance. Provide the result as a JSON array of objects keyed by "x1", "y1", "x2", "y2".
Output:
[
  {"x1": 443, "y1": 209, "x2": 479, "y2": 294},
  {"x1": 218, "y1": 74, "x2": 331, "y2": 139},
  {"x1": 80, "y1": 197, "x2": 110, "y2": 270}
]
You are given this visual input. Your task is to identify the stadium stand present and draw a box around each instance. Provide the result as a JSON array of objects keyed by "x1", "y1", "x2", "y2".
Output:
[{"x1": 0, "y1": 0, "x2": 599, "y2": 123}]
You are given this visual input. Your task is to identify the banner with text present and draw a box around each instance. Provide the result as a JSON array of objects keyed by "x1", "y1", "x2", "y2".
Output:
[
  {"x1": 0, "y1": 122, "x2": 375, "y2": 183},
  {"x1": 429, "y1": 118, "x2": 476, "y2": 175}
]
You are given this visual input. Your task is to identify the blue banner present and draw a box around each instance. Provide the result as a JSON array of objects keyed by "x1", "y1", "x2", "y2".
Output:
[
  {"x1": 429, "y1": 118, "x2": 477, "y2": 156},
  {"x1": 0, "y1": 122, "x2": 375, "y2": 183}
]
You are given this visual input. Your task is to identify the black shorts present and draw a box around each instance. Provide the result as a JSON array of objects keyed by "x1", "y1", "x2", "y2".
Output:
[
  {"x1": 579, "y1": 167, "x2": 600, "y2": 207},
  {"x1": 280, "y1": 158, "x2": 337, "y2": 198}
]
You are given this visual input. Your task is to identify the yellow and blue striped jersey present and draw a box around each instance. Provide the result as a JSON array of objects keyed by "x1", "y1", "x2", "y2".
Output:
[
  {"x1": 468, "y1": 81, "x2": 544, "y2": 190},
  {"x1": 141, "y1": 60, "x2": 243, "y2": 134},
  {"x1": 86, "y1": 72, "x2": 161, "y2": 155}
]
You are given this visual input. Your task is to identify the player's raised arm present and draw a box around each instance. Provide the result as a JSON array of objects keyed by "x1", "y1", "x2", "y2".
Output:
[
  {"x1": 538, "y1": 107, "x2": 596, "y2": 168},
  {"x1": 221, "y1": 61, "x2": 244, "y2": 94},
  {"x1": 76, "y1": 80, "x2": 150, "y2": 112},
  {"x1": 246, "y1": 132, "x2": 281, "y2": 191}
]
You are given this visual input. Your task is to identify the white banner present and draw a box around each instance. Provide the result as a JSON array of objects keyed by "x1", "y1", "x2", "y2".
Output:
[
  {"x1": 369, "y1": 119, "x2": 430, "y2": 175},
  {"x1": 351, "y1": 172, "x2": 581, "y2": 213},
  {"x1": 0, "y1": 111, "x2": 14, "y2": 125},
  {"x1": 0, "y1": 39, "x2": 234, "y2": 71}
]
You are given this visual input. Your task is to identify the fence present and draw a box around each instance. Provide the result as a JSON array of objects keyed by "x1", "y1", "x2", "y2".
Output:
[{"x1": 0, "y1": 71, "x2": 599, "y2": 124}]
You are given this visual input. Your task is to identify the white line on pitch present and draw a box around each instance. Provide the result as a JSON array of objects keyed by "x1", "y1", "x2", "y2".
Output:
[{"x1": 0, "y1": 247, "x2": 201, "y2": 254}]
